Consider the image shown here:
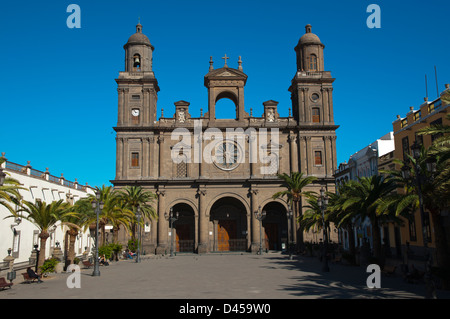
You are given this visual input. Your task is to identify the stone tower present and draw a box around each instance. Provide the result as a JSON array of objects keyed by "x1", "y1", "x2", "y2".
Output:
[
  {"x1": 289, "y1": 24, "x2": 338, "y2": 179},
  {"x1": 114, "y1": 23, "x2": 160, "y2": 181}
]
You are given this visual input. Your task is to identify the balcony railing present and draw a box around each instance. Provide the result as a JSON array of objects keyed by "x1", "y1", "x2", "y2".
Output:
[{"x1": 2, "y1": 160, "x2": 89, "y2": 192}]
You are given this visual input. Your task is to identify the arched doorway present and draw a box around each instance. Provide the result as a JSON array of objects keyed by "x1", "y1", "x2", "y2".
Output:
[
  {"x1": 262, "y1": 202, "x2": 288, "y2": 251},
  {"x1": 171, "y1": 203, "x2": 195, "y2": 253},
  {"x1": 210, "y1": 197, "x2": 248, "y2": 252}
]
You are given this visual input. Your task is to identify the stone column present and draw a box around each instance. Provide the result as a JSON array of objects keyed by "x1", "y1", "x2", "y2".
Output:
[
  {"x1": 322, "y1": 88, "x2": 330, "y2": 124},
  {"x1": 324, "y1": 136, "x2": 332, "y2": 177},
  {"x1": 299, "y1": 136, "x2": 307, "y2": 174},
  {"x1": 115, "y1": 137, "x2": 123, "y2": 179},
  {"x1": 122, "y1": 138, "x2": 129, "y2": 179},
  {"x1": 122, "y1": 88, "x2": 129, "y2": 125},
  {"x1": 158, "y1": 135, "x2": 165, "y2": 178},
  {"x1": 149, "y1": 137, "x2": 156, "y2": 178},
  {"x1": 197, "y1": 189, "x2": 208, "y2": 254},
  {"x1": 142, "y1": 137, "x2": 149, "y2": 178},
  {"x1": 156, "y1": 190, "x2": 168, "y2": 255},
  {"x1": 117, "y1": 88, "x2": 124, "y2": 126},
  {"x1": 250, "y1": 189, "x2": 260, "y2": 253},
  {"x1": 289, "y1": 134, "x2": 298, "y2": 172},
  {"x1": 304, "y1": 88, "x2": 310, "y2": 123},
  {"x1": 328, "y1": 88, "x2": 334, "y2": 123},
  {"x1": 306, "y1": 136, "x2": 312, "y2": 175}
]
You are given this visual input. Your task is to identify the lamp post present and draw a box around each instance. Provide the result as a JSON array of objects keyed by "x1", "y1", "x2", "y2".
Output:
[
  {"x1": 254, "y1": 206, "x2": 266, "y2": 255},
  {"x1": 318, "y1": 187, "x2": 330, "y2": 272},
  {"x1": 91, "y1": 190, "x2": 103, "y2": 277},
  {"x1": 286, "y1": 202, "x2": 294, "y2": 260},
  {"x1": 165, "y1": 207, "x2": 179, "y2": 257},
  {"x1": 404, "y1": 141, "x2": 436, "y2": 299},
  {"x1": 135, "y1": 205, "x2": 142, "y2": 263}
]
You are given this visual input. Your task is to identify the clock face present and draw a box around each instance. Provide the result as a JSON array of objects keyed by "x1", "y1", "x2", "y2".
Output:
[
  {"x1": 213, "y1": 140, "x2": 242, "y2": 171},
  {"x1": 132, "y1": 109, "x2": 140, "y2": 117}
]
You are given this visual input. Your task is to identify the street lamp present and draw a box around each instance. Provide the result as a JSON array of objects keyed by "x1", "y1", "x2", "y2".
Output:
[
  {"x1": 254, "y1": 206, "x2": 266, "y2": 255},
  {"x1": 409, "y1": 140, "x2": 436, "y2": 299},
  {"x1": 318, "y1": 187, "x2": 330, "y2": 272},
  {"x1": 165, "y1": 207, "x2": 179, "y2": 257},
  {"x1": 135, "y1": 205, "x2": 142, "y2": 263},
  {"x1": 286, "y1": 202, "x2": 294, "y2": 260},
  {"x1": 91, "y1": 190, "x2": 104, "y2": 277}
]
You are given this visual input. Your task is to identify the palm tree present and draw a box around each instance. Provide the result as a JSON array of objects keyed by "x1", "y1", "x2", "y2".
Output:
[
  {"x1": 417, "y1": 113, "x2": 450, "y2": 205},
  {"x1": 334, "y1": 175, "x2": 398, "y2": 260},
  {"x1": 86, "y1": 185, "x2": 119, "y2": 245},
  {"x1": 5, "y1": 199, "x2": 73, "y2": 272},
  {"x1": 327, "y1": 182, "x2": 359, "y2": 264},
  {"x1": 382, "y1": 148, "x2": 450, "y2": 270},
  {"x1": 272, "y1": 172, "x2": 317, "y2": 249},
  {"x1": 61, "y1": 198, "x2": 95, "y2": 265},
  {"x1": 301, "y1": 193, "x2": 326, "y2": 234},
  {"x1": 116, "y1": 186, "x2": 158, "y2": 244}
]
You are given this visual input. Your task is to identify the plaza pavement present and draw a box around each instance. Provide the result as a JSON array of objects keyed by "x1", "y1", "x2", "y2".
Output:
[{"x1": 1, "y1": 252, "x2": 449, "y2": 300}]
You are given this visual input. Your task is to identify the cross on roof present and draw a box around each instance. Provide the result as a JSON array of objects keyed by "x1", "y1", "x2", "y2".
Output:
[{"x1": 222, "y1": 54, "x2": 229, "y2": 67}]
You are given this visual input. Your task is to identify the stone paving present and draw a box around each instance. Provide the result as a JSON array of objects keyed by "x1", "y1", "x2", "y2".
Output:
[{"x1": 1, "y1": 252, "x2": 449, "y2": 299}]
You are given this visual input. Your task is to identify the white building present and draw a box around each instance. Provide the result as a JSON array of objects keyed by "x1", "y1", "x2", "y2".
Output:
[
  {"x1": 0, "y1": 153, "x2": 95, "y2": 275},
  {"x1": 334, "y1": 132, "x2": 395, "y2": 251}
]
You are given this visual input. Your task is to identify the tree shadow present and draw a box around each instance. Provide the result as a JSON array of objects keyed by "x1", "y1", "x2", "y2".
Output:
[{"x1": 260, "y1": 255, "x2": 428, "y2": 299}]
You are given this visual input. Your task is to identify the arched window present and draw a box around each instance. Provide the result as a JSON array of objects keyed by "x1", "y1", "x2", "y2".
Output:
[
  {"x1": 309, "y1": 54, "x2": 318, "y2": 71},
  {"x1": 133, "y1": 54, "x2": 141, "y2": 71}
]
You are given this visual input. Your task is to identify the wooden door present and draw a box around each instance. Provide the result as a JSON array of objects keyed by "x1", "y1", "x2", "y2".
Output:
[
  {"x1": 217, "y1": 220, "x2": 236, "y2": 251},
  {"x1": 264, "y1": 223, "x2": 278, "y2": 250},
  {"x1": 176, "y1": 224, "x2": 190, "y2": 252}
]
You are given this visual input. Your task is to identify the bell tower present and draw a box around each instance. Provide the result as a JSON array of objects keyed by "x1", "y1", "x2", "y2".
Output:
[
  {"x1": 114, "y1": 23, "x2": 160, "y2": 182},
  {"x1": 289, "y1": 24, "x2": 338, "y2": 179},
  {"x1": 116, "y1": 22, "x2": 159, "y2": 128},
  {"x1": 204, "y1": 55, "x2": 249, "y2": 123}
]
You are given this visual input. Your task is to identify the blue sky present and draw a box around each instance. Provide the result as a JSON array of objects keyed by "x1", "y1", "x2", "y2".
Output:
[{"x1": 1, "y1": 0, "x2": 449, "y2": 188}]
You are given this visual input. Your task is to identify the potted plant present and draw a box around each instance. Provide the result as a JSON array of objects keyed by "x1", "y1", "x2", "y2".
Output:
[{"x1": 39, "y1": 258, "x2": 59, "y2": 277}]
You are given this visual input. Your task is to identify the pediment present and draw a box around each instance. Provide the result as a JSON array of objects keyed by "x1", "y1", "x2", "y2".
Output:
[{"x1": 205, "y1": 67, "x2": 247, "y2": 79}]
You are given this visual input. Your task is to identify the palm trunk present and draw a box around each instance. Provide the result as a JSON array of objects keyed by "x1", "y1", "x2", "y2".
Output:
[
  {"x1": 38, "y1": 231, "x2": 50, "y2": 274},
  {"x1": 295, "y1": 199, "x2": 303, "y2": 252},
  {"x1": 347, "y1": 223, "x2": 356, "y2": 265},
  {"x1": 372, "y1": 218, "x2": 382, "y2": 260},
  {"x1": 67, "y1": 229, "x2": 78, "y2": 265},
  {"x1": 113, "y1": 225, "x2": 119, "y2": 243}
]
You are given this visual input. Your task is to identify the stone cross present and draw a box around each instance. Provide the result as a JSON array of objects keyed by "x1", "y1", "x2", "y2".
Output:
[{"x1": 222, "y1": 54, "x2": 229, "y2": 67}]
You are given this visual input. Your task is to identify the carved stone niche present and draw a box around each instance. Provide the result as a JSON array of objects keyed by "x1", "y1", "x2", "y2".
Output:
[
  {"x1": 174, "y1": 100, "x2": 191, "y2": 124},
  {"x1": 263, "y1": 100, "x2": 280, "y2": 123}
]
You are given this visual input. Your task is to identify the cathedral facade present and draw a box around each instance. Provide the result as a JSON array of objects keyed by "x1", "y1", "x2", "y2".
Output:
[{"x1": 111, "y1": 23, "x2": 339, "y2": 254}]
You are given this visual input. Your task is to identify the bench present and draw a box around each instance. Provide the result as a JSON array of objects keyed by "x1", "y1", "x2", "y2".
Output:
[
  {"x1": 382, "y1": 265, "x2": 397, "y2": 276},
  {"x1": 22, "y1": 272, "x2": 38, "y2": 284},
  {"x1": 0, "y1": 277, "x2": 13, "y2": 290},
  {"x1": 82, "y1": 260, "x2": 94, "y2": 269}
]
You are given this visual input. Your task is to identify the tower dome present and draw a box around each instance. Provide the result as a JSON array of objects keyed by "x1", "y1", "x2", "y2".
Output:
[
  {"x1": 297, "y1": 24, "x2": 324, "y2": 47},
  {"x1": 294, "y1": 24, "x2": 325, "y2": 72},
  {"x1": 125, "y1": 23, "x2": 153, "y2": 48},
  {"x1": 123, "y1": 23, "x2": 155, "y2": 72}
]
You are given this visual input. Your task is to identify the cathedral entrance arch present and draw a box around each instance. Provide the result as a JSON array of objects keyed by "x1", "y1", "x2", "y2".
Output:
[
  {"x1": 171, "y1": 203, "x2": 195, "y2": 253},
  {"x1": 261, "y1": 202, "x2": 288, "y2": 251},
  {"x1": 210, "y1": 197, "x2": 248, "y2": 252}
]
